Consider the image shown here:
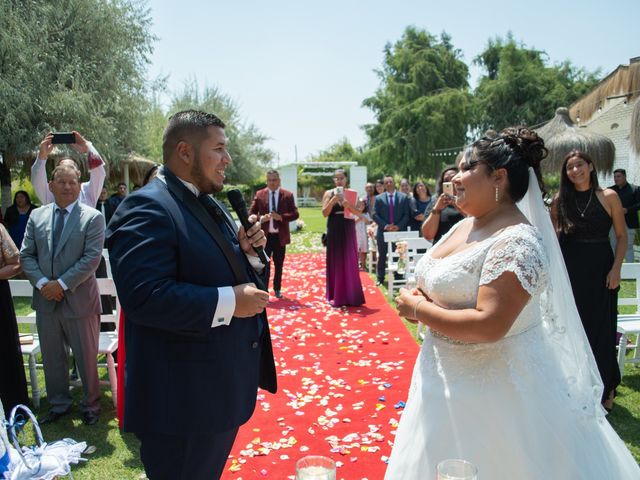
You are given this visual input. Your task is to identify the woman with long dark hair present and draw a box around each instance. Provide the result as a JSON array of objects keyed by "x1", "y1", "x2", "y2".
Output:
[
  {"x1": 409, "y1": 181, "x2": 433, "y2": 232},
  {"x1": 551, "y1": 150, "x2": 626, "y2": 410},
  {"x1": 421, "y1": 165, "x2": 464, "y2": 243},
  {"x1": 4, "y1": 190, "x2": 36, "y2": 248},
  {"x1": 322, "y1": 169, "x2": 365, "y2": 307}
]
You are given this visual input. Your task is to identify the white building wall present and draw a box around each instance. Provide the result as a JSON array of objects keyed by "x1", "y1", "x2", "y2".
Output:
[
  {"x1": 349, "y1": 166, "x2": 367, "y2": 197},
  {"x1": 584, "y1": 98, "x2": 634, "y2": 186}
]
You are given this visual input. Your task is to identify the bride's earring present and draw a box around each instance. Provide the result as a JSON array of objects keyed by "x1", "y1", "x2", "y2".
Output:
[{"x1": 495, "y1": 187, "x2": 499, "y2": 203}]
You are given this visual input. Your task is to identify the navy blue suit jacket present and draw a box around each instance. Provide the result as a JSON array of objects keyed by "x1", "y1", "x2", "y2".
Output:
[
  {"x1": 106, "y1": 168, "x2": 276, "y2": 435},
  {"x1": 373, "y1": 191, "x2": 410, "y2": 240}
]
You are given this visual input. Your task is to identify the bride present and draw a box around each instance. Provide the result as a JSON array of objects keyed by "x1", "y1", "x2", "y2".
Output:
[{"x1": 385, "y1": 127, "x2": 640, "y2": 479}]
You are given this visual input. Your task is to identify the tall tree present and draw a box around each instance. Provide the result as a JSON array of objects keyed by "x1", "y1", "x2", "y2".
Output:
[
  {"x1": 167, "y1": 80, "x2": 274, "y2": 184},
  {"x1": 0, "y1": 0, "x2": 155, "y2": 168},
  {"x1": 362, "y1": 27, "x2": 470, "y2": 177},
  {"x1": 473, "y1": 35, "x2": 600, "y2": 132}
]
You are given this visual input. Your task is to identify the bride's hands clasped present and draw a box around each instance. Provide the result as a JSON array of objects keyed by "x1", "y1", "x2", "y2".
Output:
[{"x1": 396, "y1": 287, "x2": 430, "y2": 324}]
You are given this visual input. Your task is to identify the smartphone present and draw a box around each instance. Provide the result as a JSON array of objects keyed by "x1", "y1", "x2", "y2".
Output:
[
  {"x1": 51, "y1": 132, "x2": 76, "y2": 144},
  {"x1": 336, "y1": 186, "x2": 344, "y2": 196},
  {"x1": 442, "y1": 182, "x2": 454, "y2": 197}
]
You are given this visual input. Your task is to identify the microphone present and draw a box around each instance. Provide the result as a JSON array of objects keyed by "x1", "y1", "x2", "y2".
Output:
[{"x1": 227, "y1": 189, "x2": 269, "y2": 266}]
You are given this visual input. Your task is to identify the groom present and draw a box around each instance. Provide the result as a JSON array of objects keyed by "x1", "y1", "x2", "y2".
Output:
[{"x1": 107, "y1": 110, "x2": 277, "y2": 479}]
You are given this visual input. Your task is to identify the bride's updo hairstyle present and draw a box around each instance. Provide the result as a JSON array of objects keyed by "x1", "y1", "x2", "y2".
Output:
[{"x1": 463, "y1": 126, "x2": 547, "y2": 202}]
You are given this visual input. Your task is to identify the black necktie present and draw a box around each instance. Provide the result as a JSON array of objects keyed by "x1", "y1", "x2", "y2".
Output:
[
  {"x1": 52, "y1": 207, "x2": 67, "y2": 275},
  {"x1": 271, "y1": 191, "x2": 276, "y2": 212},
  {"x1": 198, "y1": 194, "x2": 235, "y2": 243}
]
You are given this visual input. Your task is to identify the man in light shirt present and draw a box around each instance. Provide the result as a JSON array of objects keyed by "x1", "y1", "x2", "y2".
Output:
[{"x1": 31, "y1": 131, "x2": 106, "y2": 207}]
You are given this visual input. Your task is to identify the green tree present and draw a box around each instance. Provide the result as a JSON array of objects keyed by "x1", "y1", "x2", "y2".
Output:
[
  {"x1": 0, "y1": 0, "x2": 155, "y2": 168},
  {"x1": 138, "y1": 78, "x2": 169, "y2": 163},
  {"x1": 362, "y1": 26, "x2": 471, "y2": 178},
  {"x1": 307, "y1": 138, "x2": 357, "y2": 164},
  {"x1": 167, "y1": 80, "x2": 274, "y2": 184},
  {"x1": 472, "y1": 34, "x2": 600, "y2": 132}
]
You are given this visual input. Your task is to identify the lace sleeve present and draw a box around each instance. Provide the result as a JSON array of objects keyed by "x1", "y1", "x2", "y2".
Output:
[{"x1": 479, "y1": 227, "x2": 547, "y2": 295}]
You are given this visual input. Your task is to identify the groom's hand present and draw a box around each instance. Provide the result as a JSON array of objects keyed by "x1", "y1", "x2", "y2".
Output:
[
  {"x1": 238, "y1": 215, "x2": 266, "y2": 256},
  {"x1": 233, "y1": 282, "x2": 269, "y2": 317}
]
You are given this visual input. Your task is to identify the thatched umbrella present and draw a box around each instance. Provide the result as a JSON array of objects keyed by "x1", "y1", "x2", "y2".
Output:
[
  {"x1": 110, "y1": 153, "x2": 159, "y2": 188},
  {"x1": 536, "y1": 107, "x2": 615, "y2": 174}
]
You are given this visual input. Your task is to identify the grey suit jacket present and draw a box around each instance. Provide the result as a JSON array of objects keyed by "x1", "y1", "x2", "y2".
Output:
[{"x1": 20, "y1": 201, "x2": 105, "y2": 317}]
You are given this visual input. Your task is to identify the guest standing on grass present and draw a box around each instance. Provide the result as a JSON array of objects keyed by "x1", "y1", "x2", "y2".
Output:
[
  {"x1": 422, "y1": 165, "x2": 464, "y2": 244},
  {"x1": 408, "y1": 181, "x2": 433, "y2": 232},
  {"x1": 608, "y1": 168, "x2": 640, "y2": 262},
  {"x1": 322, "y1": 168, "x2": 364, "y2": 307},
  {"x1": 32, "y1": 131, "x2": 106, "y2": 208},
  {"x1": 356, "y1": 183, "x2": 376, "y2": 270},
  {"x1": 551, "y1": 150, "x2": 626, "y2": 411},
  {"x1": 3, "y1": 191, "x2": 37, "y2": 249},
  {"x1": 0, "y1": 223, "x2": 29, "y2": 418},
  {"x1": 373, "y1": 176, "x2": 410, "y2": 286},
  {"x1": 249, "y1": 169, "x2": 299, "y2": 298},
  {"x1": 21, "y1": 164, "x2": 105, "y2": 426}
]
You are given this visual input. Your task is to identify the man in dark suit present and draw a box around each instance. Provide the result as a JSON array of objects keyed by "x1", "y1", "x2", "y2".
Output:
[
  {"x1": 21, "y1": 164, "x2": 105, "y2": 426},
  {"x1": 95, "y1": 187, "x2": 116, "y2": 226},
  {"x1": 249, "y1": 169, "x2": 299, "y2": 298},
  {"x1": 373, "y1": 175, "x2": 410, "y2": 286},
  {"x1": 106, "y1": 110, "x2": 277, "y2": 480},
  {"x1": 609, "y1": 168, "x2": 640, "y2": 262}
]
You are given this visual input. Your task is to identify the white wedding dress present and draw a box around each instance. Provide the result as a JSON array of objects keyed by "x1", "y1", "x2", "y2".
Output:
[{"x1": 385, "y1": 220, "x2": 640, "y2": 479}]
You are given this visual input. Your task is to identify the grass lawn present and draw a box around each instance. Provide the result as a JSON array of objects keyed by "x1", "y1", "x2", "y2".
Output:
[{"x1": 7, "y1": 207, "x2": 640, "y2": 477}]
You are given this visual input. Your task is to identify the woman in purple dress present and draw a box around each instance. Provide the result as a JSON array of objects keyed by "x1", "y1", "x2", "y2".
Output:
[{"x1": 322, "y1": 169, "x2": 365, "y2": 307}]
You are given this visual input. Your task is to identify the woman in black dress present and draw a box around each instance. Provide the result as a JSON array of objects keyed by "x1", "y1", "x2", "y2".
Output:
[
  {"x1": 421, "y1": 165, "x2": 465, "y2": 244},
  {"x1": 0, "y1": 223, "x2": 29, "y2": 417},
  {"x1": 551, "y1": 150, "x2": 627, "y2": 410}
]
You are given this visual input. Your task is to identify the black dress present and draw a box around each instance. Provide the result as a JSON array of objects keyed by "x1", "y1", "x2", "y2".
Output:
[
  {"x1": 0, "y1": 279, "x2": 29, "y2": 417},
  {"x1": 434, "y1": 205, "x2": 464, "y2": 244},
  {"x1": 559, "y1": 189, "x2": 621, "y2": 401}
]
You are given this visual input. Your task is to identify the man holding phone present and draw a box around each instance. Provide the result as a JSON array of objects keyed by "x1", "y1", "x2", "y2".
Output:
[
  {"x1": 32, "y1": 131, "x2": 106, "y2": 208},
  {"x1": 249, "y1": 169, "x2": 299, "y2": 298}
]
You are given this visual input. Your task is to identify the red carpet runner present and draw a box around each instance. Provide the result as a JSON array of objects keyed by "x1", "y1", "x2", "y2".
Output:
[{"x1": 224, "y1": 253, "x2": 420, "y2": 479}]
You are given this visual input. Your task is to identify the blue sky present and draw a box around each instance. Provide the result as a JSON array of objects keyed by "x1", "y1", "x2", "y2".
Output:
[{"x1": 146, "y1": 0, "x2": 638, "y2": 164}]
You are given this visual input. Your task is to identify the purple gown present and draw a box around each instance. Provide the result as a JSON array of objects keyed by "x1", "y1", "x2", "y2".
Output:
[{"x1": 326, "y1": 199, "x2": 365, "y2": 307}]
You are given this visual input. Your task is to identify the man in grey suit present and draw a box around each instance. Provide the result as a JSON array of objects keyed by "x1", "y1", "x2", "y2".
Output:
[{"x1": 21, "y1": 164, "x2": 105, "y2": 425}]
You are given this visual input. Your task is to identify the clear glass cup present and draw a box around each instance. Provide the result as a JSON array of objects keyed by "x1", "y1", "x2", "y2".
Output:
[
  {"x1": 436, "y1": 459, "x2": 478, "y2": 480},
  {"x1": 295, "y1": 455, "x2": 336, "y2": 480}
]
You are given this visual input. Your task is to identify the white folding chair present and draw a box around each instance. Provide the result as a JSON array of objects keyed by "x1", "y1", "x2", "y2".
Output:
[
  {"x1": 10, "y1": 280, "x2": 43, "y2": 408},
  {"x1": 96, "y1": 278, "x2": 120, "y2": 407},
  {"x1": 616, "y1": 263, "x2": 640, "y2": 377},
  {"x1": 383, "y1": 231, "x2": 420, "y2": 298}
]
